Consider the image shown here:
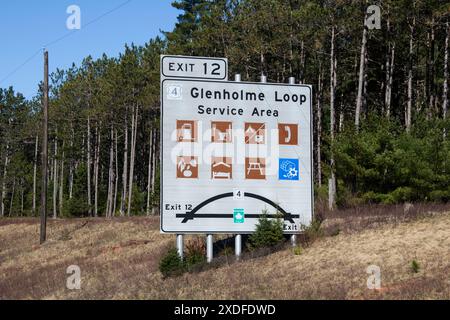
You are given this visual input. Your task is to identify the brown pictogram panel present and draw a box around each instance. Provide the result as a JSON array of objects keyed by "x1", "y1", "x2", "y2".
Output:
[
  {"x1": 245, "y1": 157, "x2": 266, "y2": 180},
  {"x1": 278, "y1": 123, "x2": 299, "y2": 145},
  {"x1": 177, "y1": 156, "x2": 198, "y2": 179},
  {"x1": 177, "y1": 120, "x2": 197, "y2": 142},
  {"x1": 212, "y1": 121, "x2": 232, "y2": 143},
  {"x1": 211, "y1": 157, "x2": 233, "y2": 180},
  {"x1": 245, "y1": 123, "x2": 266, "y2": 144}
]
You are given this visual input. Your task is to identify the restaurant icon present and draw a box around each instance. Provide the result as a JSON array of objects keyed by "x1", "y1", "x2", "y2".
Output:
[
  {"x1": 177, "y1": 120, "x2": 197, "y2": 142},
  {"x1": 212, "y1": 121, "x2": 232, "y2": 143},
  {"x1": 245, "y1": 157, "x2": 266, "y2": 180},
  {"x1": 278, "y1": 124, "x2": 298, "y2": 145},
  {"x1": 211, "y1": 157, "x2": 232, "y2": 180},
  {"x1": 177, "y1": 156, "x2": 198, "y2": 179},
  {"x1": 245, "y1": 123, "x2": 266, "y2": 144}
]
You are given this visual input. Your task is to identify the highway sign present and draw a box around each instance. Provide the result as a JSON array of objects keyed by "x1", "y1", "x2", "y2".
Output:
[
  {"x1": 161, "y1": 55, "x2": 228, "y2": 81},
  {"x1": 161, "y1": 79, "x2": 313, "y2": 234}
]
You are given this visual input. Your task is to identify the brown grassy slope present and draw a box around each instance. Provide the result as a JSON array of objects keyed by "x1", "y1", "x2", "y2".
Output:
[{"x1": 0, "y1": 211, "x2": 449, "y2": 300}]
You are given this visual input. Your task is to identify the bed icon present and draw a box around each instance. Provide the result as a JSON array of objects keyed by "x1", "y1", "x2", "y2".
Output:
[{"x1": 211, "y1": 157, "x2": 232, "y2": 180}]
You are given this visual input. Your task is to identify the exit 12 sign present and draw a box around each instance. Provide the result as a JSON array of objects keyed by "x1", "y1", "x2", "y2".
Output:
[{"x1": 161, "y1": 55, "x2": 228, "y2": 81}]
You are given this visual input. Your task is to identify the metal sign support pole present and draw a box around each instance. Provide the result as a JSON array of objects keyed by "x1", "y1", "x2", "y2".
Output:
[
  {"x1": 288, "y1": 76, "x2": 298, "y2": 247},
  {"x1": 176, "y1": 234, "x2": 184, "y2": 259},
  {"x1": 235, "y1": 234, "x2": 242, "y2": 260},
  {"x1": 234, "y1": 74, "x2": 243, "y2": 260},
  {"x1": 261, "y1": 74, "x2": 267, "y2": 83},
  {"x1": 206, "y1": 234, "x2": 213, "y2": 263}
]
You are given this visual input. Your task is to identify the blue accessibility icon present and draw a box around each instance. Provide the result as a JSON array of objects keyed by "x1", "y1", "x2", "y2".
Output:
[{"x1": 279, "y1": 159, "x2": 299, "y2": 181}]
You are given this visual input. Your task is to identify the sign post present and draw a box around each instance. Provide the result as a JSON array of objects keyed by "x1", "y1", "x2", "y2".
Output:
[
  {"x1": 206, "y1": 234, "x2": 213, "y2": 263},
  {"x1": 234, "y1": 74, "x2": 242, "y2": 260},
  {"x1": 176, "y1": 234, "x2": 184, "y2": 259},
  {"x1": 288, "y1": 76, "x2": 297, "y2": 247}
]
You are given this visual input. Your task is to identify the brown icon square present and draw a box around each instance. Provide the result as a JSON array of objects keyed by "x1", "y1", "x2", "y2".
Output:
[
  {"x1": 211, "y1": 157, "x2": 232, "y2": 180},
  {"x1": 278, "y1": 123, "x2": 299, "y2": 145},
  {"x1": 245, "y1": 158, "x2": 266, "y2": 180},
  {"x1": 177, "y1": 156, "x2": 198, "y2": 179},
  {"x1": 212, "y1": 121, "x2": 232, "y2": 143},
  {"x1": 245, "y1": 123, "x2": 266, "y2": 144},
  {"x1": 177, "y1": 120, "x2": 197, "y2": 142}
]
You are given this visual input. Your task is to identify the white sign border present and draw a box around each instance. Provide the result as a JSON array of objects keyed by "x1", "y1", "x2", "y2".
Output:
[{"x1": 160, "y1": 79, "x2": 314, "y2": 234}]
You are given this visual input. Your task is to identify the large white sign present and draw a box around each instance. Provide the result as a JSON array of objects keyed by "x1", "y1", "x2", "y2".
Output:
[
  {"x1": 161, "y1": 55, "x2": 228, "y2": 81},
  {"x1": 161, "y1": 79, "x2": 313, "y2": 234}
]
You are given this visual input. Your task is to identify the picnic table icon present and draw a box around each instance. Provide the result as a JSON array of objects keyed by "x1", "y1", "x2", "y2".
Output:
[
  {"x1": 245, "y1": 158, "x2": 265, "y2": 179},
  {"x1": 247, "y1": 162, "x2": 263, "y2": 175}
]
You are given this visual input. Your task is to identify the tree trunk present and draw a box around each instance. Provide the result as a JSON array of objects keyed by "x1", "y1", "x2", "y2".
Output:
[
  {"x1": 127, "y1": 106, "x2": 139, "y2": 217},
  {"x1": 329, "y1": 26, "x2": 337, "y2": 211},
  {"x1": 385, "y1": 43, "x2": 395, "y2": 118},
  {"x1": 151, "y1": 128, "x2": 158, "y2": 215},
  {"x1": 113, "y1": 129, "x2": 119, "y2": 216},
  {"x1": 94, "y1": 125, "x2": 100, "y2": 217},
  {"x1": 53, "y1": 136, "x2": 58, "y2": 219},
  {"x1": 120, "y1": 108, "x2": 129, "y2": 216},
  {"x1": 20, "y1": 180, "x2": 24, "y2": 216},
  {"x1": 406, "y1": 18, "x2": 415, "y2": 132},
  {"x1": 299, "y1": 40, "x2": 305, "y2": 83},
  {"x1": 363, "y1": 47, "x2": 368, "y2": 116},
  {"x1": 32, "y1": 135, "x2": 38, "y2": 216},
  {"x1": 1, "y1": 150, "x2": 9, "y2": 217},
  {"x1": 260, "y1": 48, "x2": 265, "y2": 76},
  {"x1": 106, "y1": 127, "x2": 114, "y2": 218},
  {"x1": 443, "y1": 22, "x2": 449, "y2": 122},
  {"x1": 69, "y1": 126, "x2": 74, "y2": 199},
  {"x1": 146, "y1": 128, "x2": 153, "y2": 216},
  {"x1": 316, "y1": 70, "x2": 323, "y2": 187},
  {"x1": 50, "y1": 150, "x2": 54, "y2": 182},
  {"x1": 87, "y1": 116, "x2": 92, "y2": 216},
  {"x1": 355, "y1": 25, "x2": 368, "y2": 130},
  {"x1": 428, "y1": 18, "x2": 436, "y2": 118},
  {"x1": 59, "y1": 142, "x2": 64, "y2": 215},
  {"x1": 9, "y1": 178, "x2": 15, "y2": 217}
]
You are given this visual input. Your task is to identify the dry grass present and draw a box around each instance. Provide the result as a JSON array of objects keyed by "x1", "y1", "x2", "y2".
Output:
[{"x1": 0, "y1": 205, "x2": 449, "y2": 300}]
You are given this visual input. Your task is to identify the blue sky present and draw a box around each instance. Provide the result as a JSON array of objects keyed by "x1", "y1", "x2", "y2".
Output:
[{"x1": 0, "y1": 0, "x2": 179, "y2": 99}]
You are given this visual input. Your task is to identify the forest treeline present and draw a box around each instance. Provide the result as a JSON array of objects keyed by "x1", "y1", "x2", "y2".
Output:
[{"x1": 1, "y1": 0, "x2": 450, "y2": 218}]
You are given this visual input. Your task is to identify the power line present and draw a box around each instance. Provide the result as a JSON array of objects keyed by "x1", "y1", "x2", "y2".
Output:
[
  {"x1": 0, "y1": 0, "x2": 133, "y2": 86},
  {"x1": 0, "y1": 49, "x2": 42, "y2": 85}
]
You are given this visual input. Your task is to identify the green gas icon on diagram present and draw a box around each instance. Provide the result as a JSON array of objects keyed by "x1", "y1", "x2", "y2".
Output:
[{"x1": 233, "y1": 209, "x2": 245, "y2": 224}]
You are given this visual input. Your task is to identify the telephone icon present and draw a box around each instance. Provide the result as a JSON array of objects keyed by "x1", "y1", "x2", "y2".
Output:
[
  {"x1": 284, "y1": 126, "x2": 291, "y2": 143},
  {"x1": 278, "y1": 124, "x2": 298, "y2": 146}
]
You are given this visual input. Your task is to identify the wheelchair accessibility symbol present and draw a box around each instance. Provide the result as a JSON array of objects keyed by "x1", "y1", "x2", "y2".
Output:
[{"x1": 279, "y1": 159, "x2": 299, "y2": 181}]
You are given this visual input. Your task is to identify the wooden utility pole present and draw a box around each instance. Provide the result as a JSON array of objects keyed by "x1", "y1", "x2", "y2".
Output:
[{"x1": 40, "y1": 50, "x2": 49, "y2": 244}]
